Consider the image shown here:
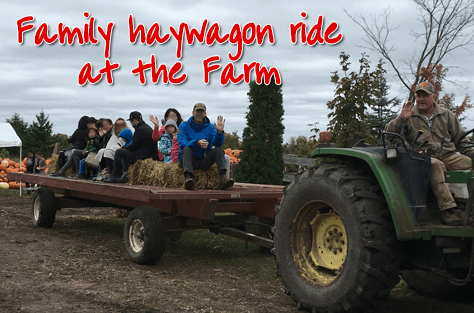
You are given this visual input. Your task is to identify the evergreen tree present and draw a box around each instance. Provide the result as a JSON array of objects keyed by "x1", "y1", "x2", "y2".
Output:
[
  {"x1": 367, "y1": 75, "x2": 400, "y2": 144},
  {"x1": 235, "y1": 78, "x2": 285, "y2": 184},
  {"x1": 327, "y1": 52, "x2": 384, "y2": 147},
  {"x1": 29, "y1": 110, "x2": 54, "y2": 157},
  {"x1": 6, "y1": 111, "x2": 61, "y2": 158}
]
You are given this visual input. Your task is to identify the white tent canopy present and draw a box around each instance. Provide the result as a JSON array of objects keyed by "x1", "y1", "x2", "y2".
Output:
[
  {"x1": 0, "y1": 123, "x2": 23, "y2": 195},
  {"x1": 0, "y1": 123, "x2": 22, "y2": 147}
]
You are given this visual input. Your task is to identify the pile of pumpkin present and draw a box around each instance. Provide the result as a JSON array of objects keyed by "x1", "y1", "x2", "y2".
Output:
[
  {"x1": 225, "y1": 148, "x2": 242, "y2": 164},
  {"x1": 0, "y1": 157, "x2": 50, "y2": 190}
]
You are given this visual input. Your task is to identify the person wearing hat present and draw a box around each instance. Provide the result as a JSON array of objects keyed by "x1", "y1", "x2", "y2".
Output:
[
  {"x1": 386, "y1": 81, "x2": 474, "y2": 226},
  {"x1": 104, "y1": 111, "x2": 158, "y2": 183},
  {"x1": 177, "y1": 102, "x2": 234, "y2": 190}
]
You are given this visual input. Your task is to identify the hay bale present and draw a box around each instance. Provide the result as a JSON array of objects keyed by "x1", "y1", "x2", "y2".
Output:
[
  {"x1": 48, "y1": 154, "x2": 76, "y2": 177},
  {"x1": 114, "y1": 208, "x2": 130, "y2": 218},
  {"x1": 128, "y1": 159, "x2": 219, "y2": 190}
]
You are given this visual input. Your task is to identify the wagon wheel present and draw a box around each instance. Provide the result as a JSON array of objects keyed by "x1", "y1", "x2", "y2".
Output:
[
  {"x1": 30, "y1": 187, "x2": 57, "y2": 228},
  {"x1": 124, "y1": 206, "x2": 166, "y2": 265}
]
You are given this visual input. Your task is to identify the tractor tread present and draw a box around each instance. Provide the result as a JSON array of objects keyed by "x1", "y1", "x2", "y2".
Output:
[{"x1": 274, "y1": 162, "x2": 402, "y2": 312}]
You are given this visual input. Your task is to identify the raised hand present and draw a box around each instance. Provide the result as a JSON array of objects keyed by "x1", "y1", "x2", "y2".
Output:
[
  {"x1": 149, "y1": 115, "x2": 160, "y2": 127},
  {"x1": 401, "y1": 101, "x2": 415, "y2": 120},
  {"x1": 214, "y1": 115, "x2": 225, "y2": 134}
]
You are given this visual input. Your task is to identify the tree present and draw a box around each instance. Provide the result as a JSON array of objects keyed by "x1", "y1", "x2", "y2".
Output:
[
  {"x1": 283, "y1": 136, "x2": 318, "y2": 157},
  {"x1": 307, "y1": 122, "x2": 320, "y2": 141},
  {"x1": 234, "y1": 78, "x2": 285, "y2": 185},
  {"x1": 29, "y1": 110, "x2": 54, "y2": 157},
  {"x1": 6, "y1": 111, "x2": 61, "y2": 158},
  {"x1": 52, "y1": 133, "x2": 70, "y2": 151},
  {"x1": 222, "y1": 131, "x2": 242, "y2": 150},
  {"x1": 367, "y1": 74, "x2": 401, "y2": 143},
  {"x1": 347, "y1": 0, "x2": 474, "y2": 100},
  {"x1": 418, "y1": 63, "x2": 472, "y2": 121},
  {"x1": 327, "y1": 52, "x2": 383, "y2": 147}
]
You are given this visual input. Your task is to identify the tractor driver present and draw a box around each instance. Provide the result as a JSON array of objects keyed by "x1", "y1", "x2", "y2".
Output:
[{"x1": 386, "y1": 82, "x2": 474, "y2": 226}]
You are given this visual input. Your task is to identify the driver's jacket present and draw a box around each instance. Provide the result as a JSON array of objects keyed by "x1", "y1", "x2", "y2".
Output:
[{"x1": 385, "y1": 103, "x2": 474, "y2": 160}]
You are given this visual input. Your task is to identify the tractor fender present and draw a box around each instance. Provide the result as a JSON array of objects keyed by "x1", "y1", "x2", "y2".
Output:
[{"x1": 311, "y1": 147, "x2": 430, "y2": 241}]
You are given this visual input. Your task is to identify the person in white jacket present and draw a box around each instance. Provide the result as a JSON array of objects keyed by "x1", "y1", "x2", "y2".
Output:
[{"x1": 95, "y1": 118, "x2": 129, "y2": 177}]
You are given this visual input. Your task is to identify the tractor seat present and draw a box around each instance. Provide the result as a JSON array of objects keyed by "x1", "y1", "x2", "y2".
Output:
[{"x1": 445, "y1": 170, "x2": 473, "y2": 201}]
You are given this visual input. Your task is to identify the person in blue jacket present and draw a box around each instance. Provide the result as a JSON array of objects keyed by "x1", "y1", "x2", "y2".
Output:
[{"x1": 177, "y1": 102, "x2": 234, "y2": 190}]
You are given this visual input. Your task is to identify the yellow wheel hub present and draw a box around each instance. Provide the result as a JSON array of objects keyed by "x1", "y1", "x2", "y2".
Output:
[
  {"x1": 290, "y1": 202, "x2": 348, "y2": 286},
  {"x1": 309, "y1": 214, "x2": 347, "y2": 272}
]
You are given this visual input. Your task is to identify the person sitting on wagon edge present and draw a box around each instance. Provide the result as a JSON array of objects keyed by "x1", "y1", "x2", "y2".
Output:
[
  {"x1": 178, "y1": 102, "x2": 234, "y2": 190},
  {"x1": 104, "y1": 111, "x2": 158, "y2": 183},
  {"x1": 386, "y1": 82, "x2": 474, "y2": 226}
]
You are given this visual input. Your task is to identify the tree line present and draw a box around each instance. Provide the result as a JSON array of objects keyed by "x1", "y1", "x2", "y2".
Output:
[{"x1": 2, "y1": 111, "x2": 68, "y2": 160}]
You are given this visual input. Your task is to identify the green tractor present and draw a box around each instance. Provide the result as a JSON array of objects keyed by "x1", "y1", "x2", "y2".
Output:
[{"x1": 273, "y1": 129, "x2": 474, "y2": 312}]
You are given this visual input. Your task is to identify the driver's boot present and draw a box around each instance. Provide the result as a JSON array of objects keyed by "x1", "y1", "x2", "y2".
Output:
[{"x1": 441, "y1": 208, "x2": 464, "y2": 226}]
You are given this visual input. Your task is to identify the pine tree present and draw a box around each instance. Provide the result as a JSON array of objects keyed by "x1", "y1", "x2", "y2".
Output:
[
  {"x1": 234, "y1": 78, "x2": 285, "y2": 185},
  {"x1": 29, "y1": 110, "x2": 54, "y2": 157},
  {"x1": 367, "y1": 75, "x2": 400, "y2": 144}
]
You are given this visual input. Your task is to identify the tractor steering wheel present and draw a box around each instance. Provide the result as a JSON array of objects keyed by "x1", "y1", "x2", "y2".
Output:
[{"x1": 458, "y1": 127, "x2": 474, "y2": 148}]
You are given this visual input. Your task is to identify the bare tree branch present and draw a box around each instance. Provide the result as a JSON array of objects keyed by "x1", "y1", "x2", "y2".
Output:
[{"x1": 346, "y1": 0, "x2": 474, "y2": 99}]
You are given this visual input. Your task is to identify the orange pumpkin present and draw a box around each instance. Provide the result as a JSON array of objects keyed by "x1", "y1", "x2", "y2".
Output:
[
  {"x1": 225, "y1": 148, "x2": 233, "y2": 155},
  {"x1": 0, "y1": 164, "x2": 6, "y2": 171},
  {"x1": 46, "y1": 159, "x2": 50, "y2": 166},
  {"x1": 8, "y1": 160, "x2": 15, "y2": 167},
  {"x1": 232, "y1": 150, "x2": 241, "y2": 158},
  {"x1": 21, "y1": 183, "x2": 26, "y2": 189},
  {"x1": 14, "y1": 163, "x2": 19, "y2": 169}
]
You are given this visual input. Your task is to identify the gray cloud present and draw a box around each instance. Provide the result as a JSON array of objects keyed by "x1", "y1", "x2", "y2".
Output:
[{"x1": 2, "y1": 0, "x2": 473, "y2": 144}]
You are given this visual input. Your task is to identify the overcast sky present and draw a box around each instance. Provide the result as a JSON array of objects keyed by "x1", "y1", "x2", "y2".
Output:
[{"x1": 2, "y1": 0, "x2": 474, "y2": 143}]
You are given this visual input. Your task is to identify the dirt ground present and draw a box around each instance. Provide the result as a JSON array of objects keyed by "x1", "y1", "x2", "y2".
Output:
[{"x1": 1, "y1": 196, "x2": 474, "y2": 313}]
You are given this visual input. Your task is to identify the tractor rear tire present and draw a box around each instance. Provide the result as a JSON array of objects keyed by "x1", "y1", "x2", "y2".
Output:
[
  {"x1": 31, "y1": 187, "x2": 57, "y2": 228},
  {"x1": 274, "y1": 163, "x2": 402, "y2": 312},
  {"x1": 124, "y1": 206, "x2": 166, "y2": 265}
]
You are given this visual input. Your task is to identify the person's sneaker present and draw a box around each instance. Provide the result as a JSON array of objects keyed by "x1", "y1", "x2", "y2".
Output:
[
  {"x1": 68, "y1": 173, "x2": 79, "y2": 179},
  {"x1": 49, "y1": 171, "x2": 63, "y2": 177},
  {"x1": 218, "y1": 176, "x2": 234, "y2": 190},
  {"x1": 441, "y1": 208, "x2": 464, "y2": 226},
  {"x1": 185, "y1": 177, "x2": 194, "y2": 190}
]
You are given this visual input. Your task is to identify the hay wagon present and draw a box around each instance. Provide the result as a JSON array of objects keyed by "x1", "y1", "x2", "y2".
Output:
[{"x1": 7, "y1": 172, "x2": 283, "y2": 265}]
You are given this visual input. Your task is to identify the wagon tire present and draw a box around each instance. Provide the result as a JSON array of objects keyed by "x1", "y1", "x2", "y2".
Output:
[
  {"x1": 274, "y1": 163, "x2": 402, "y2": 312},
  {"x1": 124, "y1": 206, "x2": 166, "y2": 265},
  {"x1": 31, "y1": 187, "x2": 57, "y2": 228}
]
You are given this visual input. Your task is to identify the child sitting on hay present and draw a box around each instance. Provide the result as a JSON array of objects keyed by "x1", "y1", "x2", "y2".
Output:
[{"x1": 159, "y1": 119, "x2": 179, "y2": 163}]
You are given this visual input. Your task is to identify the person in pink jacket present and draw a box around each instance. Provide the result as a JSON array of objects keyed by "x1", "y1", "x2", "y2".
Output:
[{"x1": 149, "y1": 108, "x2": 183, "y2": 163}]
